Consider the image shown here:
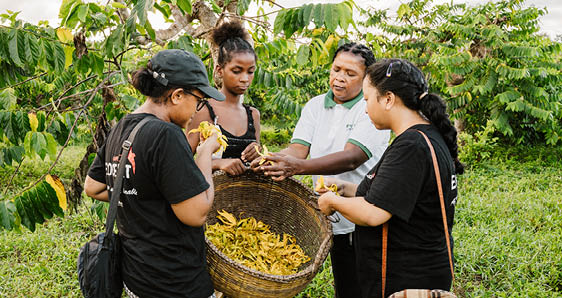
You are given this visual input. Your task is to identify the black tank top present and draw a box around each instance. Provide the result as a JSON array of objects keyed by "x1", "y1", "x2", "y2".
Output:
[{"x1": 205, "y1": 101, "x2": 257, "y2": 159}]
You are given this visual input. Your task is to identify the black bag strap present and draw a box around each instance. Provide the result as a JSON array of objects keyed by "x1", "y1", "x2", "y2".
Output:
[{"x1": 104, "y1": 116, "x2": 154, "y2": 237}]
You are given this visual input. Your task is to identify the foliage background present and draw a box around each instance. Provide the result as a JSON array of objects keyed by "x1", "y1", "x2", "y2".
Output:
[{"x1": 0, "y1": 0, "x2": 561, "y2": 296}]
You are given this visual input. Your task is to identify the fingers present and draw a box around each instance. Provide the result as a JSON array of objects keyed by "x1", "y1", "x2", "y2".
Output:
[
  {"x1": 316, "y1": 188, "x2": 329, "y2": 194},
  {"x1": 270, "y1": 175, "x2": 287, "y2": 181},
  {"x1": 241, "y1": 142, "x2": 259, "y2": 162},
  {"x1": 223, "y1": 159, "x2": 247, "y2": 176}
]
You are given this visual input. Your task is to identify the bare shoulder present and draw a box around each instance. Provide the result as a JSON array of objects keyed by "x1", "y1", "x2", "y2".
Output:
[{"x1": 249, "y1": 106, "x2": 260, "y2": 119}]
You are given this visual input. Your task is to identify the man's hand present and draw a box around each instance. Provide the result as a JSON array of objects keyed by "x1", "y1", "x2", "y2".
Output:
[
  {"x1": 253, "y1": 153, "x2": 303, "y2": 181},
  {"x1": 217, "y1": 158, "x2": 247, "y2": 176}
]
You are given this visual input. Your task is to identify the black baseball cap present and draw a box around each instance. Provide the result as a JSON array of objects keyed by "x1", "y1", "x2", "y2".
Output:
[{"x1": 149, "y1": 49, "x2": 225, "y2": 101}]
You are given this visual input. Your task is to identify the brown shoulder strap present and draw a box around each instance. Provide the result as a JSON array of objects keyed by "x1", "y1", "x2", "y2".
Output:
[
  {"x1": 415, "y1": 130, "x2": 455, "y2": 281},
  {"x1": 381, "y1": 130, "x2": 454, "y2": 298},
  {"x1": 382, "y1": 222, "x2": 388, "y2": 297}
]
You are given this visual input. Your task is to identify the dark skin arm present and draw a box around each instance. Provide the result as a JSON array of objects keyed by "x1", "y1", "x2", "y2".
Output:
[{"x1": 251, "y1": 142, "x2": 369, "y2": 181}]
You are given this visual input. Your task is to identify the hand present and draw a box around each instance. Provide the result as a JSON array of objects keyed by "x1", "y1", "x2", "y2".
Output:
[
  {"x1": 254, "y1": 153, "x2": 303, "y2": 181},
  {"x1": 197, "y1": 131, "x2": 220, "y2": 155},
  {"x1": 217, "y1": 158, "x2": 247, "y2": 176},
  {"x1": 241, "y1": 142, "x2": 260, "y2": 163},
  {"x1": 316, "y1": 177, "x2": 347, "y2": 196},
  {"x1": 318, "y1": 192, "x2": 337, "y2": 216}
]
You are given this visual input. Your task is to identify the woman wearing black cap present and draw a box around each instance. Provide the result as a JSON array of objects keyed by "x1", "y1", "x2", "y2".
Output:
[
  {"x1": 187, "y1": 21, "x2": 261, "y2": 176},
  {"x1": 317, "y1": 58, "x2": 464, "y2": 297},
  {"x1": 84, "y1": 49, "x2": 225, "y2": 298}
]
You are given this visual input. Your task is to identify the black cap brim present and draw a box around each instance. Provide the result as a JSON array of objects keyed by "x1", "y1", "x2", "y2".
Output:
[{"x1": 197, "y1": 86, "x2": 225, "y2": 101}]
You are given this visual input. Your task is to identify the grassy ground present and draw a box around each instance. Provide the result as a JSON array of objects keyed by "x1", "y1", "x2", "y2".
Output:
[{"x1": 1, "y1": 145, "x2": 561, "y2": 297}]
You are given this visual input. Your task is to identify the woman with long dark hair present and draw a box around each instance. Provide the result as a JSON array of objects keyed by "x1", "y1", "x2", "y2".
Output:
[{"x1": 318, "y1": 58, "x2": 464, "y2": 297}]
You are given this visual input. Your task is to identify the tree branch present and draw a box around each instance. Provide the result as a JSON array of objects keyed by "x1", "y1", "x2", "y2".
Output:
[
  {"x1": 0, "y1": 72, "x2": 48, "y2": 91},
  {"x1": 15, "y1": 76, "x2": 113, "y2": 197},
  {"x1": 2, "y1": 157, "x2": 25, "y2": 196}
]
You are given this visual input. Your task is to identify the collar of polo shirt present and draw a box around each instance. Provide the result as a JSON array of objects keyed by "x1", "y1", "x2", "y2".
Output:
[{"x1": 324, "y1": 90, "x2": 364, "y2": 109}]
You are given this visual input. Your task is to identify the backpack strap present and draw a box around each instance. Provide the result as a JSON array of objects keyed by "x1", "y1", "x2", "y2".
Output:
[
  {"x1": 104, "y1": 116, "x2": 154, "y2": 238},
  {"x1": 381, "y1": 129, "x2": 454, "y2": 297}
]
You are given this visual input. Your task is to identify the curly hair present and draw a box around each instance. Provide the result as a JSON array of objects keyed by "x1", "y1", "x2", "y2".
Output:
[{"x1": 212, "y1": 21, "x2": 256, "y2": 67}]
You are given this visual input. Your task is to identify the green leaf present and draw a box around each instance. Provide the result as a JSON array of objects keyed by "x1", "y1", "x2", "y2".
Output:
[
  {"x1": 495, "y1": 89, "x2": 521, "y2": 104},
  {"x1": 14, "y1": 195, "x2": 35, "y2": 232},
  {"x1": 397, "y1": 3, "x2": 411, "y2": 19},
  {"x1": 6, "y1": 112, "x2": 30, "y2": 145},
  {"x1": 34, "y1": 183, "x2": 55, "y2": 220},
  {"x1": 0, "y1": 200, "x2": 15, "y2": 230},
  {"x1": 61, "y1": 0, "x2": 80, "y2": 28},
  {"x1": 145, "y1": 20, "x2": 156, "y2": 41},
  {"x1": 91, "y1": 200, "x2": 107, "y2": 221},
  {"x1": 8, "y1": 29, "x2": 23, "y2": 67},
  {"x1": 283, "y1": 10, "x2": 297, "y2": 38},
  {"x1": 51, "y1": 42, "x2": 66, "y2": 72},
  {"x1": 0, "y1": 88, "x2": 17, "y2": 110},
  {"x1": 42, "y1": 180, "x2": 64, "y2": 217},
  {"x1": 88, "y1": 152, "x2": 96, "y2": 166},
  {"x1": 23, "y1": 189, "x2": 45, "y2": 225},
  {"x1": 296, "y1": 45, "x2": 310, "y2": 66},
  {"x1": 77, "y1": 4, "x2": 89, "y2": 22},
  {"x1": 302, "y1": 4, "x2": 314, "y2": 26},
  {"x1": 36, "y1": 111, "x2": 46, "y2": 132},
  {"x1": 92, "y1": 54, "x2": 104, "y2": 76},
  {"x1": 59, "y1": 0, "x2": 78, "y2": 20},
  {"x1": 324, "y1": 5, "x2": 336, "y2": 31},
  {"x1": 273, "y1": 10, "x2": 287, "y2": 35},
  {"x1": 0, "y1": 146, "x2": 24, "y2": 166},
  {"x1": 31, "y1": 131, "x2": 48, "y2": 159},
  {"x1": 154, "y1": 2, "x2": 172, "y2": 18},
  {"x1": 237, "y1": 0, "x2": 250, "y2": 15},
  {"x1": 177, "y1": 0, "x2": 192, "y2": 15},
  {"x1": 22, "y1": 33, "x2": 34, "y2": 67},
  {"x1": 44, "y1": 132, "x2": 58, "y2": 161},
  {"x1": 313, "y1": 4, "x2": 325, "y2": 27},
  {"x1": 111, "y1": 2, "x2": 127, "y2": 9}
]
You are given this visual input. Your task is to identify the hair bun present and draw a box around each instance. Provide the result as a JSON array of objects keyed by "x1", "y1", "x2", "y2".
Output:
[{"x1": 212, "y1": 21, "x2": 249, "y2": 46}]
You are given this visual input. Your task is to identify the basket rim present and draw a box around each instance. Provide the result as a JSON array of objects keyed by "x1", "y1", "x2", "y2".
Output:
[{"x1": 205, "y1": 171, "x2": 333, "y2": 283}]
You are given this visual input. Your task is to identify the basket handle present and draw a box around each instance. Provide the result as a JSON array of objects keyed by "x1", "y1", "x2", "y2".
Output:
[{"x1": 309, "y1": 195, "x2": 340, "y2": 223}]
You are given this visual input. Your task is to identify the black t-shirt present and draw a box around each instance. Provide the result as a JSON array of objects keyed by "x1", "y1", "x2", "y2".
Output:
[
  {"x1": 88, "y1": 113, "x2": 213, "y2": 298},
  {"x1": 354, "y1": 124, "x2": 458, "y2": 297}
]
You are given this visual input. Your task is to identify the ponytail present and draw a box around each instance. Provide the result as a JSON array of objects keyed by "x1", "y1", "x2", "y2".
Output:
[
  {"x1": 131, "y1": 61, "x2": 187, "y2": 104},
  {"x1": 366, "y1": 58, "x2": 464, "y2": 174},
  {"x1": 419, "y1": 93, "x2": 465, "y2": 174}
]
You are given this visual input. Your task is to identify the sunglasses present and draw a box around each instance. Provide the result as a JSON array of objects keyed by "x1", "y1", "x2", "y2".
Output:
[{"x1": 184, "y1": 90, "x2": 208, "y2": 111}]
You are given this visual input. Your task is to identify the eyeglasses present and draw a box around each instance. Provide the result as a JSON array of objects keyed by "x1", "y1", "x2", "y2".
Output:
[{"x1": 185, "y1": 90, "x2": 208, "y2": 111}]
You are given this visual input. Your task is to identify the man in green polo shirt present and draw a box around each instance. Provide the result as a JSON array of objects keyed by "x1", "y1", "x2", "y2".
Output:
[{"x1": 253, "y1": 43, "x2": 389, "y2": 298}]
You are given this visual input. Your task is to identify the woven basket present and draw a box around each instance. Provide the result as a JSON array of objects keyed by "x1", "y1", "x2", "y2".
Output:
[{"x1": 206, "y1": 171, "x2": 333, "y2": 298}]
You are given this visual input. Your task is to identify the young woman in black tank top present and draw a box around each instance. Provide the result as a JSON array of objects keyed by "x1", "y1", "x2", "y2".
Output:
[{"x1": 187, "y1": 21, "x2": 261, "y2": 176}]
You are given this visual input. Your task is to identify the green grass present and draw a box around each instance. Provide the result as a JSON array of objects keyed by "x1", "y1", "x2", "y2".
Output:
[{"x1": 1, "y1": 145, "x2": 561, "y2": 297}]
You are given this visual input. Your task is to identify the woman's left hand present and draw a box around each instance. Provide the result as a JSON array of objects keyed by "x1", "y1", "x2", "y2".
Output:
[
  {"x1": 318, "y1": 192, "x2": 337, "y2": 216},
  {"x1": 241, "y1": 142, "x2": 260, "y2": 163}
]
